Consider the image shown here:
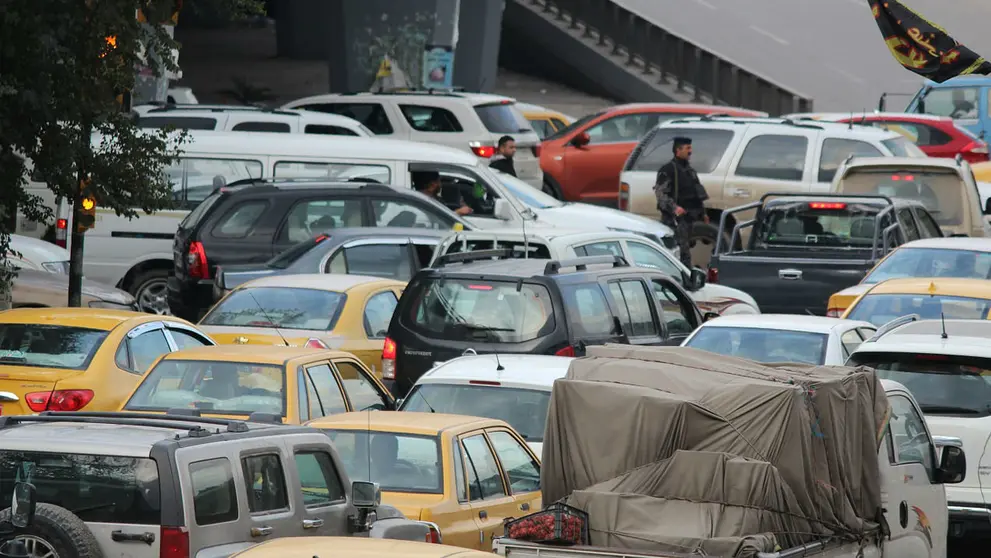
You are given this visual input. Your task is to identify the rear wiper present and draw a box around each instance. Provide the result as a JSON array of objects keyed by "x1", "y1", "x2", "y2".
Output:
[
  {"x1": 920, "y1": 405, "x2": 986, "y2": 415},
  {"x1": 459, "y1": 324, "x2": 515, "y2": 332}
]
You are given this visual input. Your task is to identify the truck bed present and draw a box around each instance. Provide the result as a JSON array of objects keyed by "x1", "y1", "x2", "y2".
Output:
[{"x1": 494, "y1": 537, "x2": 882, "y2": 558}]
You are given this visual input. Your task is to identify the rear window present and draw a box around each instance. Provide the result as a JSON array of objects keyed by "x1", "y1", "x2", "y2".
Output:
[
  {"x1": 404, "y1": 279, "x2": 555, "y2": 343},
  {"x1": 474, "y1": 102, "x2": 530, "y2": 134},
  {"x1": 0, "y1": 325, "x2": 108, "y2": 369},
  {"x1": 267, "y1": 235, "x2": 331, "y2": 270},
  {"x1": 846, "y1": 293, "x2": 991, "y2": 326},
  {"x1": 544, "y1": 111, "x2": 605, "y2": 142},
  {"x1": 179, "y1": 190, "x2": 222, "y2": 229},
  {"x1": 124, "y1": 360, "x2": 285, "y2": 416},
  {"x1": 865, "y1": 248, "x2": 991, "y2": 284},
  {"x1": 324, "y1": 430, "x2": 442, "y2": 494},
  {"x1": 752, "y1": 201, "x2": 886, "y2": 248},
  {"x1": 628, "y1": 128, "x2": 734, "y2": 173},
  {"x1": 201, "y1": 287, "x2": 346, "y2": 331},
  {"x1": 441, "y1": 239, "x2": 551, "y2": 261},
  {"x1": 0, "y1": 451, "x2": 160, "y2": 524},
  {"x1": 882, "y1": 136, "x2": 927, "y2": 158},
  {"x1": 686, "y1": 326, "x2": 829, "y2": 365},
  {"x1": 138, "y1": 116, "x2": 217, "y2": 130},
  {"x1": 838, "y1": 169, "x2": 966, "y2": 225},
  {"x1": 401, "y1": 384, "x2": 551, "y2": 442}
]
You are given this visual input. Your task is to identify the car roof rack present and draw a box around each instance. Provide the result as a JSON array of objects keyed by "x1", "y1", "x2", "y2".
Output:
[
  {"x1": 248, "y1": 412, "x2": 283, "y2": 424},
  {"x1": 0, "y1": 411, "x2": 252, "y2": 435},
  {"x1": 435, "y1": 248, "x2": 516, "y2": 266},
  {"x1": 866, "y1": 313, "x2": 921, "y2": 342},
  {"x1": 544, "y1": 255, "x2": 629, "y2": 275},
  {"x1": 140, "y1": 103, "x2": 300, "y2": 117}
]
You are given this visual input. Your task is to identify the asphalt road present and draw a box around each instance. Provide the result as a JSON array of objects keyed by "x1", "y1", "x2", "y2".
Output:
[{"x1": 613, "y1": 0, "x2": 991, "y2": 112}]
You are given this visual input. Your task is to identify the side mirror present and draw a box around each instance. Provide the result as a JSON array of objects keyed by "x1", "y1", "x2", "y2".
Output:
[
  {"x1": 571, "y1": 132, "x2": 591, "y2": 148},
  {"x1": 688, "y1": 267, "x2": 707, "y2": 291},
  {"x1": 703, "y1": 311, "x2": 720, "y2": 323},
  {"x1": 935, "y1": 440, "x2": 966, "y2": 484},
  {"x1": 11, "y1": 482, "x2": 36, "y2": 528},
  {"x1": 394, "y1": 398, "x2": 404, "y2": 409},
  {"x1": 493, "y1": 198, "x2": 514, "y2": 221},
  {"x1": 352, "y1": 480, "x2": 381, "y2": 509},
  {"x1": 984, "y1": 198, "x2": 991, "y2": 215}
]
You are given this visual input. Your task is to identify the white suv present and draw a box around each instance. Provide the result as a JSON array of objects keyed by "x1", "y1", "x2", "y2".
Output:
[
  {"x1": 133, "y1": 104, "x2": 373, "y2": 136},
  {"x1": 281, "y1": 91, "x2": 544, "y2": 187}
]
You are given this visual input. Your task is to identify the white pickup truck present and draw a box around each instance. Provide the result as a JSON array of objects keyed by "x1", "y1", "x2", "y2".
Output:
[{"x1": 495, "y1": 346, "x2": 966, "y2": 558}]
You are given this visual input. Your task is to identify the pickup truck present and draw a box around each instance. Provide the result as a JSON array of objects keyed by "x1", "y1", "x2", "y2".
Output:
[{"x1": 707, "y1": 193, "x2": 943, "y2": 315}]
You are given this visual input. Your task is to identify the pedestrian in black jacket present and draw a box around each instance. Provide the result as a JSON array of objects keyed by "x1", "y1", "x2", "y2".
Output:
[
  {"x1": 489, "y1": 135, "x2": 517, "y2": 177},
  {"x1": 653, "y1": 137, "x2": 710, "y2": 268}
]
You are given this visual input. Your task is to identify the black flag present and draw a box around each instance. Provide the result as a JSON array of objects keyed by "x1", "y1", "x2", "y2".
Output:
[{"x1": 869, "y1": 0, "x2": 991, "y2": 82}]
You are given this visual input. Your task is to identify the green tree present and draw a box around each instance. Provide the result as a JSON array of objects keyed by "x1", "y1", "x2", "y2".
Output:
[{"x1": 0, "y1": 0, "x2": 261, "y2": 309}]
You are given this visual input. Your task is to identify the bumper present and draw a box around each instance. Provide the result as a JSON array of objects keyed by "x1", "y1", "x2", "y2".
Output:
[
  {"x1": 167, "y1": 276, "x2": 216, "y2": 321},
  {"x1": 949, "y1": 503, "x2": 991, "y2": 537}
]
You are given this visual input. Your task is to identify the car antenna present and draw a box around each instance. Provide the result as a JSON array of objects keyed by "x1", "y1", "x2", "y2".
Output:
[
  {"x1": 244, "y1": 289, "x2": 291, "y2": 347},
  {"x1": 848, "y1": 112, "x2": 853, "y2": 130},
  {"x1": 940, "y1": 312, "x2": 948, "y2": 339},
  {"x1": 522, "y1": 210, "x2": 529, "y2": 259},
  {"x1": 495, "y1": 352, "x2": 504, "y2": 371}
]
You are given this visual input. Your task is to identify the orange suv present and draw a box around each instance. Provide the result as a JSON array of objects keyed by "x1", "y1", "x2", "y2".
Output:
[{"x1": 539, "y1": 103, "x2": 766, "y2": 205}]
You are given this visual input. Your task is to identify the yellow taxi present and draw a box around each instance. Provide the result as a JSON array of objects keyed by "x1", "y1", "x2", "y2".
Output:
[
  {"x1": 515, "y1": 102, "x2": 575, "y2": 139},
  {"x1": 826, "y1": 238, "x2": 991, "y2": 317},
  {"x1": 973, "y1": 161, "x2": 991, "y2": 183},
  {"x1": 120, "y1": 345, "x2": 395, "y2": 422},
  {"x1": 230, "y1": 537, "x2": 494, "y2": 558},
  {"x1": 197, "y1": 274, "x2": 405, "y2": 377},
  {"x1": 307, "y1": 412, "x2": 541, "y2": 551},
  {"x1": 840, "y1": 277, "x2": 991, "y2": 326},
  {"x1": 0, "y1": 308, "x2": 214, "y2": 414}
]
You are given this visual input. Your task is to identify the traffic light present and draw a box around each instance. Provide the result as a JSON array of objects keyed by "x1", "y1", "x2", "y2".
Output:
[{"x1": 77, "y1": 196, "x2": 97, "y2": 232}]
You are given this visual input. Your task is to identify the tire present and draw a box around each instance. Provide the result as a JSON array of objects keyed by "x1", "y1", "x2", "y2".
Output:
[
  {"x1": 0, "y1": 503, "x2": 104, "y2": 558},
  {"x1": 690, "y1": 222, "x2": 732, "y2": 270},
  {"x1": 131, "y1": 268, "x2": 172, "y2": 315},
  {"x1": 542, "y1": 178, "x2": 564, "y2": 200}
]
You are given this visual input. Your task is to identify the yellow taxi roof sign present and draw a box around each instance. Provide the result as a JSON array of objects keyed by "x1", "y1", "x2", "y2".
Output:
[{"x1": 376, "y1": 58, "x2": 392, "y2": 79}]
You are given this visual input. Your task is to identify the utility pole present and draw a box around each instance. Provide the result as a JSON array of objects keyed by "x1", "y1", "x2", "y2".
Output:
[{"x1": 422, "y1": 0, "x2": 461, "y2": 89}]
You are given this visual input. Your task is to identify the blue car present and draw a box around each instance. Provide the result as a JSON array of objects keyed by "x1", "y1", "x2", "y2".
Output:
[{"x1": 895, "y1": 75, "x2": 991, "y2": 139}]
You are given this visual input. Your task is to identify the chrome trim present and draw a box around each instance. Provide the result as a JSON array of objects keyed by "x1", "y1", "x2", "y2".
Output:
[
  {"x1": 948, "y1": 505, "x2": 991, "y2": 516},
  {"x1": 0, "y1": 392, "x2": 19, "y2": 403},
  {"x1": 419, "y1": 520, "x2": 443, "y2": 544},
  {"x1": 933, "y1": 435, "x2": 964, "y2": 448}
]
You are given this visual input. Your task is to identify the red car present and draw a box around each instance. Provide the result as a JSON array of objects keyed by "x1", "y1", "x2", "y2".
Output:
[
  {"x1": 539, "y1": 103, "x2": 767, "y2": 205},
  {"x1": 789, "y1": 112, "x2": 990, "y2": 164}
]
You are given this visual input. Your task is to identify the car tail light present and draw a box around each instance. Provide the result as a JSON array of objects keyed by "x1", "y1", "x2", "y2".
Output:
[
  {"x1": 707, "y1": 267, "x2": 719, "y2": 284},
  {"x1": 55, "y1": 218, "x2": 68, "y2": 248},
  {"x1": 187, "y1": 241, "x2": 209, "y2": 280},
  {"x1": 808, "y1": 202, "x2": 847, "y2": 210},
  {"x1": 382, "y1": 337, "x2": 397, "y2": 380},
  {"x1": 469, "y1": 142, "x2": 496, "y2": 158},
  {"x1": 618, "y1": 182, "x2": 631, "y2": 211},
  {"x1": 304, "y1": 338, "x2": 329, "y2": 349},
  {"x1": 423, "y1": 522, "x2": 443, "y2": 544},
  {"x1": 160, "y1": 526, "x2": 189, "y2": 558},
  {"x1": 961, "y1": 141, "x2": 989, "y2": 155},
  {"x1": 554, "y1": 345, "x2": 575, "y2": 357},
  {"x1": 469, "y1": 380, "x2": 501, "y2": 386},
  {"x1": 25, "y1": 389, "x2": 95, "y2": 412},
  {"x1": 532, "y1": 144, "x2": 542, "y2": 158},
  {"x1": 825, "y1": 308, "x2": 842, "y2": 318},
  {"x1": 890, "y1": 174, "x2": 915, "y2": 181}
]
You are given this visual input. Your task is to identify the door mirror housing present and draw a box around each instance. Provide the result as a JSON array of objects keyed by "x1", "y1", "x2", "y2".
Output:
[
  {"x1": 935, "y1": 438, "x2": 966, "y2": 484},
  {"x1": 394, "y1": 397, "x2": 404, "y2": 409},
  {"x1": 10, "y1": 482, "x2": 36, "y2": 528},
  {"x1": 703, "y1": 311, "x2": 721, "y2": 323},
  {"x1": 493, "y1": 198, "x2": 515, "y2": 221},
  {"x1": 352, "y1": 481, "x2": 381, "y2": 509},
  {"x1": 984, "y1": 198, "x2": 991, "y2": 215},
  {"x1": 688, "y1": 267, "x2": 707, "y2": 291},
  {"x1": 571, "y1": 132, "x2": 591, "y2": 148}
]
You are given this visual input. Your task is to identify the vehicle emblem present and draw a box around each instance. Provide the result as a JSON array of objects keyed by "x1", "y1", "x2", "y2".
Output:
[{"x1": 233, "y1": 336, "x2": 249, "y2": 345}]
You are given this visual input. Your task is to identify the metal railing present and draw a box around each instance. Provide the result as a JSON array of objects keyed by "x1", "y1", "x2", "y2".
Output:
[{"x1": 525, "y1": 0, "x2": 814, "y2": 115}]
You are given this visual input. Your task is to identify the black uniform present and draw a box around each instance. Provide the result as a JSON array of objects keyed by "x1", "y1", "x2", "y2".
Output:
[
  {"x1": 489, "y1": 156, "x2": 517, "y2": 177},
  {"x1": 653, "y1": 157, "x2": 709, "y2": 267}
]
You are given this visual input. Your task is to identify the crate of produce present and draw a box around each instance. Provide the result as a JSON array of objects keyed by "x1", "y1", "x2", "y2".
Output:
[{"x1": 504, "y1": 502, "x2": 589, "y2": 545}]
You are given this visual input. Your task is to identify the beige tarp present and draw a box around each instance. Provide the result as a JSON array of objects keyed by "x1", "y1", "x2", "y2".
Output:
[{"x1": 541, "y1": 345, "x2": 890, "y2": 554}]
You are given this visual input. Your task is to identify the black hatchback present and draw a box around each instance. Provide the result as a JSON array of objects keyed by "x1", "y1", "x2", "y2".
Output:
[{"x1": 382, "y1": 251, "x2": 713, "y2": 397}]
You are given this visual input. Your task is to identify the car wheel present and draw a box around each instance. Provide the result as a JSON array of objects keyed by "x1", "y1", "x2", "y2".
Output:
[
  {"x1": 542, "y1": 178, "x2": 564, "y2": 200},
  {"x1": 132, "y1": 269, "x2": 172, "y2": 315},
  {"x1": 689, "y1": 222, "x2": 731, "y2": 270},
  {"x1": 0, "y1": 504, "x2": 103, "y2": 558}
]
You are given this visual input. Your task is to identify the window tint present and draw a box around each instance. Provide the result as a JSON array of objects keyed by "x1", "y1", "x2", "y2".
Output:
[
  {"x1": 840, "y1": 328, "x2": 864, "y2": 358},
  {"x1": 402, "y1": 384, "x2": 551, "y2": 442},
  {"x1": 231, "y1": 121, "x2": 290, "y2": 133},
  {"x1": 125, "y1": 360, "x2": 285, "y2": 416},
  {"x1": 610, "y1": 280, "x2": 657, "y2": 337},
  {"x1": 818, "y1": 138, "x2": 883, "y2": 182},
  {"x1": 915, "y1": 209, "x2": 943, "y2": 238},
  {"x1": 297, "y1": 368, "x2": 311, "y2": 422},
  {"x1": 629, "y1": 128, "x2": 734, "y2": 173},
  {"x1": 560, "y1": 283, "x2": 617, "y2": 339},
  {"x1": 190, "y1": 458, "x2": 238, "y2": 525},
  {"x1": 304, "y1": 370, "x2": 321, "y2": 419},
  {"x1": 627, "y1": 241, "x2": 683, "y2": 279},
  {"x1": 574, "y1": 241, "x2": 623, "y2": 258},
  {"x1": 115, "y1": 342, "x2": 130, "y2": 369},
  {"x1": 888, "y1": 394, "x2": 934, "y2": 477},
  {"x1": 372, "y1": 199, "x2": 453, "y2": 230},
  {"x1": 736, "y1": 135, "x2": 808, "y2": 181},
  {"x1": 529, "y1": 118, "x2": 553, "y2": 139},
  {"x1": 269, "y1": 236, "x2": 330, "y2": 270},
  {"x1": 585, "y1": 113, "x2": 658, "y2": 144},
  {"x1": 335, "y1": 360, "x2": 389, "y2": 411},
  {"x1": 917, "y1": 87, "x2": 980, "y2": 119},
  {"x1": 169, "y1": 158, "x2": 264, "y2": 208},
  {"x1": 297, "y1": 103, "x2": 394, "y2": 134},
  {"x1": 295, "y1": 451, "x2": 346, "y2": 506},
  {"x1": 841, "y1": 169, "x2": 965, "y2": 226},
  {"x1": 685, "y1": 327, "x2": 828, "y2": 364},
  {"x1": 307, "y1": 364, "x2": 347, "y2": 417},
  {"x1": 462, "y1": 435, "x2": 507, "y2": 500},
  {"x1": 138, "y1": 116, "x2": 217, "y2": 130},
  {"x1": 753, "y1": 203, "x2": 888, "y2": 249},
  {"x1": 475, "y1": 103, "x2": 530, "y2": 134},
  {"x1": 168, "y1": 328, "x2": 210, "y2": 350},
  {"x1": 364, "y1": 291, "x2": 398, "y2": 338},
  {"x1": 444, "y1": 239, "x2": 551, "y2": 260},
  {"x1": 328, "y1": 244, "x2": 413, "y2": 281},
  {"x1": 897, "y1": 208, "x2": 921, "y2": 242},
  {"x1": 607, "y1": 282, "x2": 631, "y2": 334},
  {"x1": 273, "y1": 161, "x2": 390, "y2": 183},
  {"x1": 242, "y1": 454, "x2": 289, "y2": 513},
  {"x1": 847, "y1": 293, "x2": 991, "y2": 326},
  {"x1": 305, "y1": 124, "x2": 359, "y2": 136},
  {"x1": 871, "y1": 121, "x2": 954, "y2": 146},
  {"x1": 202, "y1": 287, "x2": 346, "y2": 331},
  {"x1": 487, "y1": 431, "x2": 540, "y2": 494},
  {"x1": 653, "y1": 280, "x2": 695, "y2": 336},
  {"x1": 550, "y1": 118, "x2": 569, "y2": 131},
  {"x1": 0, "y1": 324, "x2": 108, "y2": 370},
  {"x1": 882, "y1": 136, "x2": 927, "y2": 158},
  {"x1": 130, "y1": 329, "x2": 172, "y2": 372},
  {"x1": 325, "y1": 431, "x2": 442, "y2": 493},
  {"x1": 281, "y1": 199, "x2": 365, "y2": 243},
  {"x1": 399, "y1": 105, "x2": 463, "y2": 132},
  {"x1": 212, "y1": 201, "x2": 268, "y2": 238},
  {"x1": 453, "y1": 443, "x2": 467, "y2": 501}
]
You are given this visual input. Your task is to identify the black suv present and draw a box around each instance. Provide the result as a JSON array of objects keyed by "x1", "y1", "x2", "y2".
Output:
[
  {"x1": 167, "y1": 178, "x2": 470, "y2": 320},
  {"x1": 383, "y1": 251, "x2": 714, "y2": 396}
]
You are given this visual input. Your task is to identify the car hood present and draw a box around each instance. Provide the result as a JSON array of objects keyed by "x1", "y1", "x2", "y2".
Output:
[
  {"x1": 537, "y1": 203, "x2": 674, "y2": 237},
  {"x1": 13, "y1": 268, "x2": 134, "y2": 305}
]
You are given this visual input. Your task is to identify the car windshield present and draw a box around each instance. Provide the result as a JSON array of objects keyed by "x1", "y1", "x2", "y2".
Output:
[
  {"x1": 849, "y1": 352, "x2": 991, "y2": 416},
  {"x1": 201, "y1": 287, "x2": 346, "y2": 331},
  {"x1": 0, "y1": 325, "x2": 108, "y2": 370},
  {"x1": 685, "y1": 326, "x2": 829, "y2": 365},
  {"x1": 124, "y1": 360, "x2": 285, "y2": 416},
  {"x1": 401, "y1": 384, "x2": 551, "y2": 442},
  {"x1": 323, "y1": 430, "x2": 442, "y2": 494},
  {"x1": 0, "y1": 451, "x2": 160, "y2": 524},
  {"x1": 882, "y1": 137, "x2": 927, "y2": 158},
  {"x1": 405, "y1": 279, "x2": 555, "y2": 343},
  {"x1": 543, "y1": 111, "x2": 606, "y2": 142},
  {"x1": 752, "y1": 201, "x2": 885, "y2": 248},
  {"x1": 865, "y1": 248, "x2": 991, "y2": 284},
  {"x1": 847, "y1": 293, "x2": 991, "y2": 326},
  {"x1": 838, "y1": 169, "x2": 965, "y2": 225},
  {"x1": 267, "y1": 235, "x2": 331, "y2": 270},
  {"x1": 499, "y1": 173, "x2": 563, "y2": 209},
  {"x1": 474, "y1": 102, "x2": 531, "y2": 134}
]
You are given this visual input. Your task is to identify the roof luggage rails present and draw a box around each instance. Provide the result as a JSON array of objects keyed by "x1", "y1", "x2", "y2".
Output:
[
  {"x1": 544, "y1": 255, "x2": 630, "y2": 275},
  {"x1": 0, "y1": 411, "x2": 252, "y2": 435},
  {"x1": 434, "y1": 248, "x2": 516, "y2": 266},
  {"x1": 866, "y1": 314, "x2": 921, "y2": 342}
]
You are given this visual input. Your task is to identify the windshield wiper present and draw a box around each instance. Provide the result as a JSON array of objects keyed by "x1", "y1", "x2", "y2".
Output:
[{"x1": 920, "y1": 404, "x2": 987, "y2": 415}]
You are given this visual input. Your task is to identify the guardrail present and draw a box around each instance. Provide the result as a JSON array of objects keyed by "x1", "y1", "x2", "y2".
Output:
[{"x1": 526, "y1": 0, "x2": 814, "y2": 115}]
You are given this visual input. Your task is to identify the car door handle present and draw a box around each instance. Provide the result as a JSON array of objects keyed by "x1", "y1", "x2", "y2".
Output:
[
  {"x1": 728, "y1": 187, "x2": 751, "y2": 198},
  {"x1": 478, "y1": 510, "x2": 488, "y2": 520},
  {"x1": 778, "y1": 269, "x2": 803, "y2": 280},
  {"x1": 111, "y1": 531, "x2": 156, "y2": 545},
  {"x1": 250, "y1": 526, "x2": 273, "y2": 537},
  {"x1": 302, "y1": 518, "x2": 324, "y2": 529}
]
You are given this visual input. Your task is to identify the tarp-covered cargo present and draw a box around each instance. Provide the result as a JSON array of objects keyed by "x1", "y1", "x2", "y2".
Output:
[{"x1": 541, "y1": 345, "x2": 890, "y2": 555}]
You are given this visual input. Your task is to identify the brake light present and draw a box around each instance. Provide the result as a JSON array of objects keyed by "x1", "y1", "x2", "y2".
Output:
[
  {"x1": 707, "y1": 267, "x2": 719, "y2": 284},
  {"x1": 533, "y1": 144, "x2": 542, "y2": 158},
  {"x1": 187, "y1": 241, "x2": 209, "y2": 280},
  {"x1": 425, "y1": 523, "x2": 442, "y2": 544},
  {"x1": 468, "y1": 284, "x2": 493, "y2": 290},
  {"x1": 809, "y1": 202, "x2": 847, "y2": 210},
  {"x1": 890, "y1": 174, "x2": 915, "y2": 181},
  {"x1": 914, "y1": 354, "x2": 950, "y2": 361},
  {"x1": 55, "y1": 219, "x2": 68, "y2": 248},
  {"x1": 618, "y1": 182, "x2": 631, "y2": 211},
  {"x1": 314, "y1": 234, "x2": 329, "y2": 243},
  {"x1": 469, "y1": 380, "x2": 502, "y2": 386},
  {"x1": 160, "y1": 526, "x2": 189, "y2": 558},
  {"x1": 25, "y1": 389, "x2": 95, "y2": 412},
  {"x1": 825, "y1": 308, "x2": 842, "y2": 318},
  {"x1": 554, "y1": 345, "x2": 575, "y2": 357},
  {"x1": 304, "y1": 337, "x2": 329, "y2": 349},
  {"x1": 382, "y1": 337, "x2": 397, "y2": 380},
  {"x1": 962, "y1": 141, "x2": 989, "y2": 155}
]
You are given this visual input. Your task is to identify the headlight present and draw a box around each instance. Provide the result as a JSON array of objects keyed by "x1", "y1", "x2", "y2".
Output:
[{"x1": 42, "y1": 261, "x2": 70, "y2": 275}]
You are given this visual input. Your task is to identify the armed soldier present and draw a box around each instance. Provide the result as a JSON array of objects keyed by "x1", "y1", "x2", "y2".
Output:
[{"x1": 653, "y1": 137, "x2": 709, "y2": 268}]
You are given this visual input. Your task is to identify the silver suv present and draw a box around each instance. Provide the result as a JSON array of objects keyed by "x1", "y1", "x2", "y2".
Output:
[{"x1": 0, "y1": 411, "x2": 433, "y2": 558}]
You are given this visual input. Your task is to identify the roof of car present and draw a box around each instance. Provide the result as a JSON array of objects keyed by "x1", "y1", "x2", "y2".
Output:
[
  {"x1": 237, "y1": 537, "x2": 494, "y2": 558},
  {"x1": 429, "y1": 256, "x2": 641, "y2": 281},
  {"x1": 0, "y1": 307, "x2": 181, "y2": 331},
  {"x1": 924, "y1": 75, "x2": 991, "y2": 87},
  {"x1": 698, "y1": 314, "x2": 876, "y2": 334},
  {"x1": 864, "y1": 277, "x2": 991, "y2": 297},
  {"x1": 441, "y1": 227, "x2": 647, "y2": 244},
  {"x1": 762, "y1": 195, "x2": 924, "y2": 208},
  {"x1": 601, "y1": 103, "x2": 767, "y2": 116},
  {"x1": 842, "y1": 156, "x2": 965, "y2": 170},
  {"x1": 418, "y1": 354, "x2": 573, "y2": 388},
  {"x1": 159, "y1": 345, "x2": 354, "y2": 364},
  {"x1": 283, "y1": 91, "x2": 516, "y2": 106},
  {"x1": 307, "y1": 411, "x2": 501, "y2": 435},
  {"x1": 315, "y1": 227, "x2": 450, "y2": 241},
  {"x1": 785, "y1": 112, "x2": 953, "y2": 123},
  {"x1": 854, "y1": 319, "x2": 991, "y2": 358},
  {"x1": 236, "y1": 273, "x2": 405, "y2": 292},
  {"x1": 659, "y1": 117, "x2": 904, "y2": 138},
  {"x1": 898, "y1": 237, "x2": 991, "y2": 251}
]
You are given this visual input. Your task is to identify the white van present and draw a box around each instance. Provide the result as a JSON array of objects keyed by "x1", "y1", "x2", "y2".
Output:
[
  {"x1": 132, "y1": 104, "x2": 374, "y2": 137},
  {"x1": 36, "y1": 130, "x2": 543, "y2": 312}
]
